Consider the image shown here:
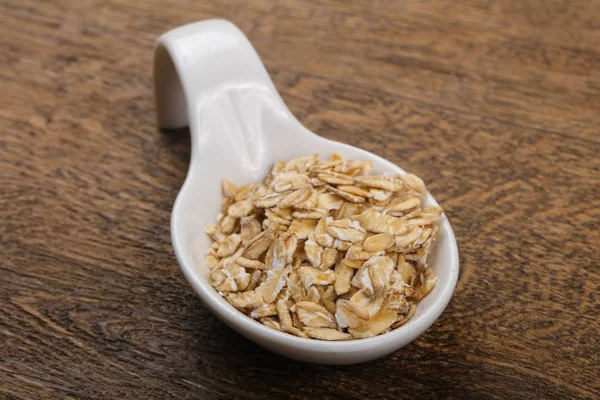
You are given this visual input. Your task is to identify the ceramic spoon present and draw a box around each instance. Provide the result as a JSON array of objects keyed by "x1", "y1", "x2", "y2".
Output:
[{"x1": 153, "y1": 19, "x2": 458, "y2": 365}]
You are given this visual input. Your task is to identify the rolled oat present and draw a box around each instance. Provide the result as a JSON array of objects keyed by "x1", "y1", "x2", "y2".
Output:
[{"x1": 205, "y1": 154, "x2": 442, "y2": 340}]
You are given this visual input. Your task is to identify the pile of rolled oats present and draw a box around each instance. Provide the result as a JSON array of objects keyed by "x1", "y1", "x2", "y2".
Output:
[{"x1": 204, "y1": 154, "x2": 442, "y2": 340}]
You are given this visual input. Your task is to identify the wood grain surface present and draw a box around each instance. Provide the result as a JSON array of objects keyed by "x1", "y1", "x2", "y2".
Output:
[{"x1": 1, "y1": 0, "x2": 599, "y2": 399}]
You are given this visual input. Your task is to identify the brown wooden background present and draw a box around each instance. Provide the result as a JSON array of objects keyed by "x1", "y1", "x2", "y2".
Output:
[{"x1": 2, "y1": 0, "x2": 599, "y2": 399}]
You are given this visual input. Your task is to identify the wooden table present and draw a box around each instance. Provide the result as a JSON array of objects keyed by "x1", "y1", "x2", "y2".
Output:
[{"x1": 2, "y1": 1, "x2": 599, "y2": 399}]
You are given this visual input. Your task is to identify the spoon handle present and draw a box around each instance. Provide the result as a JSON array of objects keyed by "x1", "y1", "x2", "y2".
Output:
[{"x1": 153, "y1": 19, "x2": 281, "y2": 131}]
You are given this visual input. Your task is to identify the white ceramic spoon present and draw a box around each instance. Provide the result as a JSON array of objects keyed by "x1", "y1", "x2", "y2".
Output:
[{"x1": 153, "y1": 19, "x2": 459, "y2": 365}]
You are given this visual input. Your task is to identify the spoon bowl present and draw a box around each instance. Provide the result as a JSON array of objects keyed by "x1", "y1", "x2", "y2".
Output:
[{"x1": 154, "y1": 19, "x2": 459, "y2": 365}]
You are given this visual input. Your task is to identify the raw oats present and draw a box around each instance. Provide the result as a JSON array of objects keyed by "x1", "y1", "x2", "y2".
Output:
[
  {"x1": 205, "y1": 154, "x2": 442, "y2": 340},
  {"x1": 260, "y1": 317, "x2": 282, "y2": 331},
  {"x1": 349, "y1": 310, "x2": 398, "y2": 339},
  {"x1": 303, "y1": 327, "x2": 352, "y2": 341},
  {"x1": 363, "y1": 233, "x2": 394, "y2": 252},
  {"x1": 250, "y1": 303, "x2": 278, "y2": 318},
  {"x1": 321, "y1": 286, "x2": 337, "y2": 315},
  {"x1": 303, "y1": 285, "x2": 321, "y2": 303},
  {"x1": 297, "y1": 266, "x2": 335, "y2": 289},
  {"x1": 335, "y1": 299, "x2": 369, "y2": 329},
  {"x1": 333, "y1": 262, "x2": 354, "y2": 295},
  {"x1": 292, "y1": 301, "x2": 337, "y2": 328},
  {"x1": 227, "y1": 291, "x2": 263, "y2": 310},
  {"x1": 289, "y1": 218, "x2": 318, "y2": 239}
]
